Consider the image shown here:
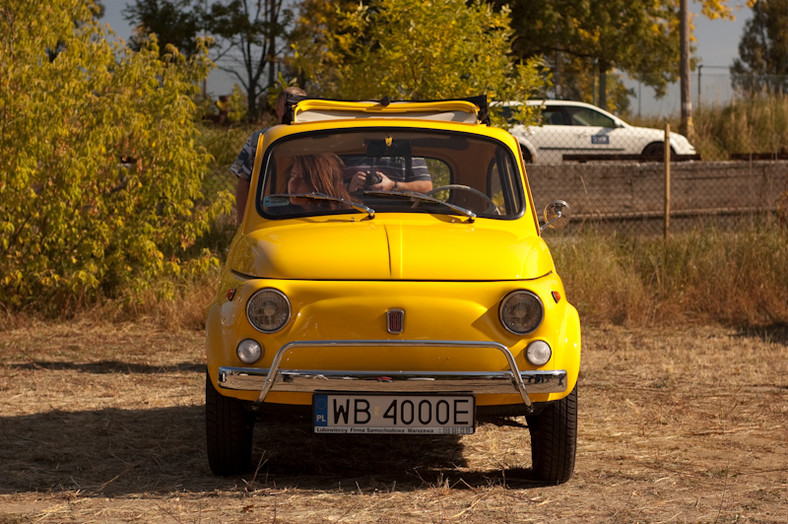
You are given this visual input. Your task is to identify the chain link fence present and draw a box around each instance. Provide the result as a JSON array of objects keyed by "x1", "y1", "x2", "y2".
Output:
[
  {"x1": 517, "y1": 101, "x2": 788, "y2": 236},
  {"x1": 528, "y1": 157, "x2": 788, "y2": 236},
  {"x1": 203, "y1": 165, "x2": 236, "y2": 202}
]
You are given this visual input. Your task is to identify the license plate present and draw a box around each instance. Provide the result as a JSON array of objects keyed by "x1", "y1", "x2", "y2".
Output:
[{"x1": 313, "y1": 393, "x2": 475, "y2": 435}]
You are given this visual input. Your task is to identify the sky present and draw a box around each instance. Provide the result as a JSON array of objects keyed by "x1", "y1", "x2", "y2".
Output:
[
  {"x1": 100, "y1": 0, "x2": 753, "y2": 118},
  {"x1": 629, "y1": 0, "x2": 752, "y2": 117}
]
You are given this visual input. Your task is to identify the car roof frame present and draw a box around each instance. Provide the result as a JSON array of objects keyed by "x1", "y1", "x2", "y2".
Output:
[{"x1": 282, "y1": 95, "x2": 491, "y2": 125}]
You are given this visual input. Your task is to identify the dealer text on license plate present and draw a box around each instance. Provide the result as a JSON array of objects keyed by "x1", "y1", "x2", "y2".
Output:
[{"x1": 313, "y1": 393, "x2": 475, "y2": 434}]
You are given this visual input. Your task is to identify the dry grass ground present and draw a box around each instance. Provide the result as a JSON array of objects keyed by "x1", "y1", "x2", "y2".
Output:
[{"x1": 1, "y1": 321, "x2": 786, "y2": 523}]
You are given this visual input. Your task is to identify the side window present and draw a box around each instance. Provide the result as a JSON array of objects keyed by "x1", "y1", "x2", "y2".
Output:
[
  {"x1": 487, "y1": 150, "x2": 521, "y2": 216},
  {"x1": 489, "y1": 163, "x2": 505, "y2": 212},
  {"x1": 425, "y1": 158, "x2": 450, "y2": 187},
  {"x1": 542, "y1": 107, "x2": 569, "y2": 126},
  {"x1": 566, "y1": 107, "x2": 616, "y2": 128}
]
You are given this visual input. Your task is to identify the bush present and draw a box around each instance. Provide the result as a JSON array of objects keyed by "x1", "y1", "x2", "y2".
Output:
[
  {"x1": 629, "y1": 93, "x2": 788, "y2": 161},
  {"x1": 551, "y1": 223, "x2": 788, "y2": 327},
  {"x1": 0, "y1": 1, "x2": 233, "y2": 313},
  {"x1": 704, "y1": 93, "x2": 788, "y2": 156}
]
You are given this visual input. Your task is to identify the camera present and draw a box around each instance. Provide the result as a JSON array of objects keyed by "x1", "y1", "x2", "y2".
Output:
[{"x1": 364, "y1": 171, "x2": 383, "y2": 187}]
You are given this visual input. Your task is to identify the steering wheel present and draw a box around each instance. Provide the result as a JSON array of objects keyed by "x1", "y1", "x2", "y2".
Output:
[{"x1": 426, "y1": 184, "x2": 500, "y2": 215}]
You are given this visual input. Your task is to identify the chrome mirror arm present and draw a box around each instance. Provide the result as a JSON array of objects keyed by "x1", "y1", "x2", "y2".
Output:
[{"x1": 540, "y1": 200, "x2": 570, "y2": 232}]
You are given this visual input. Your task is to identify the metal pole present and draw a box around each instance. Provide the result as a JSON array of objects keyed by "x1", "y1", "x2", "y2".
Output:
[
  {"x1": 697, "y1": 64, "x2": 703, "y2": 111},
  {"x1": 638, "y1": 81, "x2": 642, "y2": 117},
  {"x1": 664, "y1": 123, "x2": 671, "y2": 242},
  {"x1": 680, "y1": 0, "x2": 694, "y2": 138},
  {"x1": 202, "y1": 0, "x2": 207, "y2": 97}
]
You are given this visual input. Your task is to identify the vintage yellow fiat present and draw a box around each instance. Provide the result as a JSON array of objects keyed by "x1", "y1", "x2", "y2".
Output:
[{"x1": 205, "y1": 96, "x2": 581, "y2": 483}]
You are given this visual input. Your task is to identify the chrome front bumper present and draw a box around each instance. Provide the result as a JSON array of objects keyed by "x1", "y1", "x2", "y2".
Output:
[{"x1": 217, "y1": 340, "x2": 569, "y2": 411}]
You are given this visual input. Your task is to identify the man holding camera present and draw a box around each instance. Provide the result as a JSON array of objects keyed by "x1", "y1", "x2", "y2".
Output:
[{"x1": 344, "y1": 156, "x2": 433, "y2": 194}]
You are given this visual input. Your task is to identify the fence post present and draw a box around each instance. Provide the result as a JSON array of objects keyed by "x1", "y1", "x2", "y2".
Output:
[{"x1": 664, "y1": 123, "x2": 671, "y2": 241}]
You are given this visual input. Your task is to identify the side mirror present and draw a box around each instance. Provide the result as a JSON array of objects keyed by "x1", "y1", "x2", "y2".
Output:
[{"x1": 541, "y1": 200, "x2": 570, "y2": 232}]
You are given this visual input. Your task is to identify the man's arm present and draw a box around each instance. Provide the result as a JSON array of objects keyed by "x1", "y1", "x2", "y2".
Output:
[
  {"x1": 231, "y1": 130, "x2": 263, "y2": 225},
  {"x1": 396, "y1": 179, "x2": 433, "y2": 193},
  {"x1": 358, "y1": 172, "x2": 433, "y2": 194},
  {"x1": 402, "y1": 157, "x2": 433, "y2": 193}
]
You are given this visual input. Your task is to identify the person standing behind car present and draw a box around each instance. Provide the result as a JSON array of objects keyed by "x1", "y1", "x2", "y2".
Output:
[{"x1": 231, "y1": 86, "x2": 306, "y2": 224}]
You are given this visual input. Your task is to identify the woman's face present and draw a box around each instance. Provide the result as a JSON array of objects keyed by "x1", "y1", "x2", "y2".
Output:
[{"x1": 287, "y1": 162, "x2": 312, "y2": 206}]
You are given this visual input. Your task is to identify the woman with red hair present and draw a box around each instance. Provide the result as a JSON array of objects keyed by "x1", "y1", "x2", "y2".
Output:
[{"x1": 287, "y1": 153, "x2": 355, "y2": 210}]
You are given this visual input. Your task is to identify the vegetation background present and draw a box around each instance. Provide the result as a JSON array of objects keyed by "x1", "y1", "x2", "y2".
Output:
[{"x1": 1, "y1": 0, "x2": 786, "y2": 328}]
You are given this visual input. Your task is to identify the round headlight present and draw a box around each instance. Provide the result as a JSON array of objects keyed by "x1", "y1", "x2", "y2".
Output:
[
  {"x1": 499, "y1": 290, "x2": 543, "y2": 334},
  {"x1": 236, "y1": 339, "x2": 263, "y2": 364},
  {"x1": 247, "y1": 288, "x2": 291, "y2": 333},
  {"x1": 526, "y1": 340, "x2": 552, "y2": 366}
]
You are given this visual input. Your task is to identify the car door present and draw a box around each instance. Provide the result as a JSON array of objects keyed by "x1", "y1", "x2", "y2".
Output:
[
  {"x1": 561, "y1": 105, "x2": 621, "y2": 155},
  {"x1": 525, "y1": 105, "x2": 575, "y2": 163}
]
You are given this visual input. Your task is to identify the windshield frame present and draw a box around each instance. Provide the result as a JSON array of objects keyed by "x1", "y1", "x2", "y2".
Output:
[{"x1": 254, "y1": 126, "x2": 526, "y2": 221}]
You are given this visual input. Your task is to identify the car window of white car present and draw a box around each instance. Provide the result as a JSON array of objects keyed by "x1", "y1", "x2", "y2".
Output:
[
  {"x1": 560, "y1": 105, "x2": 619, "y2": 152},
  {"x1": 526, "y1": 106, "x2": 586, "y2": 163},
  {"x1": 541, "y1": 107, "x2": 570, "y2": 126},
  {"x1": 564, "y1": 107, "x2": 616, "y2": 128}
]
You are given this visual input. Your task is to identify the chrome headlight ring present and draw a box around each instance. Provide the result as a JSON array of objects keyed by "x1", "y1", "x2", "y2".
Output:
[
  {"x1": 499, "y1": 290, "x2": 544, "y2": 335},
  {"x1": 246, "y1": 288, "x2": 291, "y2": 333}
]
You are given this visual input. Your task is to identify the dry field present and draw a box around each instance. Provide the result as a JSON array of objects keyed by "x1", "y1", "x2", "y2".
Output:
[{"x1": 1, "y1": 321, "x2": 786, "y2": 523}]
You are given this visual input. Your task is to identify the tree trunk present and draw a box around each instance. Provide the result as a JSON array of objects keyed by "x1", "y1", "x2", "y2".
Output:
[
  {"x1": 679, "y1": 0, "x2": 694, "y2": 138},
  {"x1": 267, "y1": 0, "x2": 277, "y2": 89},
  {"x1": 598, "y1": 63, "x2": 608, "y2": 110},
  {"x1": 247, "y1": 84, "x2": 258, "y2": 121}
]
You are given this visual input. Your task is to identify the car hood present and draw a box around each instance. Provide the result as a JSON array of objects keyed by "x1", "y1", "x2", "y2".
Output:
[{"x1": 229, "y1": 217, "x2": 554, "y2": 281}]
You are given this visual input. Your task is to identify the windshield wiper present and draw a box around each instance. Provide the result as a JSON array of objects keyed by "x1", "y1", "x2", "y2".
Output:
[
  {"x1": 268, "y1": 193, "x2": 375, "y2": 220},
  {"x1": 364, "y1": 190, "x2": 476, "y2": 223}
]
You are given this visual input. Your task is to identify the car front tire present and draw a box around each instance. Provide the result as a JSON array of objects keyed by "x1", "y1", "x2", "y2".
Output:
[
  {"x1": 520, "y1": 144, "x2": 534, "y2": 163},
  {"x1": 205, "y1": 373, "x2": 255, "y2": 475},
  {"x1": 526, "y1": 385, "x2": 578, "y2": 484},
  {"x1": 641, "y1": 142, "x2": 675, "y2": 159}
]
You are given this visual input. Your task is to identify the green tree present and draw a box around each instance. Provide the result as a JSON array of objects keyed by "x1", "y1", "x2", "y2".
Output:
[
  {"x1": 206, "y1": 0, "x2": 293, "y2": 120},
  {"x1": 498, "y1": 0, "x2": 682, "y2": 110},
  {"x1": 43, "y1": 0, "x2": 105, "y2": 62},
  {"x1": 123, "y1": 1, "x2": 293, "y2": 119},
  {"x1": 498, "y1": 0, "x2": 735, "y2": 111},
  {"x1": 0, "y1": 0, "x2": 232, "y2": 311},
  {"x1": 731, "y1": 0, "x2": 788, "y2": 94},
  {"x1": 287, "y1": 0, "x2": 358, "y2": 88},
  {"x1": 290, "y1": 0, "x2": 548, "y2": 124},
  {"x1": 123, "y1": 0, "x2": 204, "y2": 58}
]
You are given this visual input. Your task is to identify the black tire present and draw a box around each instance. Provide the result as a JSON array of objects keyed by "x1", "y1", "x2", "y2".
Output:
[
  {"x1": 527, "y1": 385, "x2": 578, "y2": 484},
  {"x1": 520, "y1": 145, "x2": 533, "y2": 163},
  {"x1": 205, "y1": 373, "x2": 255, "y2": 475},
  {"x1": 641, "y1": 142, "x2": 674, "y2": 159}
]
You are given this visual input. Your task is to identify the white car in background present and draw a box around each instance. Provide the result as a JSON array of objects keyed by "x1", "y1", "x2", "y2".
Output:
[{"x1": 503, "y1": 100, "x2": 697, "y2": 164}]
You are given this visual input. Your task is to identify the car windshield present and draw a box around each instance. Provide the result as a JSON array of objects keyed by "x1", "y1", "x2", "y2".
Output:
[{"x1": 258, "y1": 129, "x2": 524, "y2": 220}]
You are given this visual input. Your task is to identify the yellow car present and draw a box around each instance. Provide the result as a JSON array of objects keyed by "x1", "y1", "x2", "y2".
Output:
[{"x1": 205, "y1": 96, "x2": 581, "y2": 483}]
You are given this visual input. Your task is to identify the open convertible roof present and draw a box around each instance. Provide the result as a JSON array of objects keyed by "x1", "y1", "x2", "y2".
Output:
[{"x1": 282, "y1": 95, "x2": 490, "y2": 125}]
